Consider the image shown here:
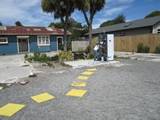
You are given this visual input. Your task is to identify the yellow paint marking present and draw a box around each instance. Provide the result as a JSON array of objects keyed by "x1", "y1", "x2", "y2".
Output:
[
  {"x1": 0, "y1": 103, "x2": 25, "y2": 117},
  {"x1": 81, "y1": 71, "x2": 94, "y2": 76},
  {"x1": 66, "y1": 89, "x2": 87, "y2": 97},
  {"x1": 86, "y1": 68, "x2": 97, "y2": 72},
  {"x1": 77, "y1": 76, "x2": 89, "y2": 80},
  {"x1": 71, "y1": 82, "x2": 87, "y2": 87},
  {"x1": 31, "y1": 92, "x2": 55, "y2": 103}
]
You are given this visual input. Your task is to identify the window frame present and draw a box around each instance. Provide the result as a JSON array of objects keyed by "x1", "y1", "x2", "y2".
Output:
[
  {"x1": 37, "y1": 36, "x2": 50, "y2": 46},
  {"x1": 0, "y1": 37, "x2": 8, "y2": 44}
]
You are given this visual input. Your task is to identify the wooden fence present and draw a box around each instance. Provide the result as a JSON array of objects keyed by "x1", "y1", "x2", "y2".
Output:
[
  {"x1": 72, "y1": 41, "x2": 89, "y2": 52},
  {"x1": 115, "y1": 34, "x2": 160, "y2": 53}
]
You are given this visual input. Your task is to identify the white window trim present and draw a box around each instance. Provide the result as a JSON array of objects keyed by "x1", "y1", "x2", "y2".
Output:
[
  {"x1": 0, "y1": 37, "x2": 8, "y2": 44},
  {"x1": 37, "y1": 36, "x2": 50, "y2": 46}
]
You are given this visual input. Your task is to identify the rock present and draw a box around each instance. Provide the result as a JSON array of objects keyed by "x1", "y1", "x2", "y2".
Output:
[
  {"x1": 6, "y1": 83, "x2": 12, "y2": 87},
  {"x1": 0, "y1": 86, "x2": 3, "y2": 90},
  {"x1": 19, "y1": 80, "x2": 29, "y2": 85},
  {"x1": 22, "y1": 64, "x2": 29, "y2": 67},
  {"x1": 42, "y1": 63, "x2": 48, "y2": 66},
  {"x1": 29, "y1": 71, "x2": 37, "y2": 78}
]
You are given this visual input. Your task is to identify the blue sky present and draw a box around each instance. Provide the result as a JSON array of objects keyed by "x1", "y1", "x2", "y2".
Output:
[{"x1": 0, "y1": 0, "x2": 160, "y2": 28}]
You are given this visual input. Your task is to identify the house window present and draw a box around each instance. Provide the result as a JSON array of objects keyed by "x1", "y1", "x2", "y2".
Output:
[
  {"x1": 37, "y1": 36, "x2": 50, "y2": 46},
  {"x1": 0, "y1": 37, "x2": 8, "y2": 44}
]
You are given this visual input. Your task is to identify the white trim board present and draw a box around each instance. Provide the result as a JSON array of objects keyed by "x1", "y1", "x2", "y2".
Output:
[{"x1": 17, "y1": 37, "x2": 30, "y2": 54}]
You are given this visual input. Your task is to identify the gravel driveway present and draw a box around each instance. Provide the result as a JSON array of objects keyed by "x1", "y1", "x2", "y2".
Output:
[
  {"x1": 0, "y1": 59, "x2": 160, "y2": 120},
  {"x1": 0, "y1": 55, "x2": 31, "y2": 83}
]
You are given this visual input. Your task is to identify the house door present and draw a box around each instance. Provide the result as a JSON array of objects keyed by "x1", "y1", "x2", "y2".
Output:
[
  {"x1": 57, "y1": 37, "x2": 63, "y2": 50},
  {"x1": 18, "y1": 38, "x2": 28, "y2": 53}
]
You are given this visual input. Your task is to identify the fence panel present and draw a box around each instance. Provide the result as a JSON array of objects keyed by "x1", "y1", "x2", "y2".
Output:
[
  {"x1": 115, "y1": 34, "x2": 160, "y2": 53},
  {"x1": 72, "y1": 41, "x2": 89, "y2": 52}
]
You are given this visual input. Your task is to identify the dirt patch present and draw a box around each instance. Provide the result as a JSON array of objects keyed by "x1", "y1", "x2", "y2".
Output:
[{"x1": 31, "y1": 61, "x2": 71, "y2": 73}]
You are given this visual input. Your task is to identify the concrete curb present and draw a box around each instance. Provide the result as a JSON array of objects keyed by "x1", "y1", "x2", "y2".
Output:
[{"x1": 65, "y1": 60, "x2": 120, "y2": 69}]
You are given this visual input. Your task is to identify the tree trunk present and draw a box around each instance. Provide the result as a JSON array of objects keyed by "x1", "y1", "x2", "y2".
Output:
[
  {"x1": 63, "y1": 25, "x2": 67, "y2": 51},
  {"x1": 88, "y1": 24, "x2": 92, "y2": 46}
]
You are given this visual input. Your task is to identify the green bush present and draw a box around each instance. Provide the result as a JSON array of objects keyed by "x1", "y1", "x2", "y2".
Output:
[
  {"x1": 85, "y1": 45, "x2": 91, "y2": 54},
  {"x1": 137, "y1": 43, "x2": 144, "y2": 53},
  {"x1": 143, "y1": 46, "x2": 150, "y2": 53},
  {"x1": 24, "y1": 54, "x2": 28, "y2": 60},
  {"x1": 25, "y1": 51, "x2": 74, "y2": 63},
  {"x1": 87, "y1": 53, "x2": 94, "y2": 59},
  {"x1": 59, "y1": 51, "x2": 73, "y2": 62},
  {"x1": 50, "y1": 55, "x2": 59, "y2": 61},
  {"x1": 25, "y1": 53, "x2": 51, "y2": 63},
  {"x1": 155, "y1": 44, "x2": 160, "y2": 54},
  {"x1": 137, "y1": 43, "x2": 150, "y2": 53},
  {"x1": 73, "y1": 52, "x2": 85, "y2": 60}
]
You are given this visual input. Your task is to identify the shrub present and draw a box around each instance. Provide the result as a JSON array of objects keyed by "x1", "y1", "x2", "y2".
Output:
[
  {"x1": 25, "y1": 53, "x2": 51, "y2": 63},
  {"x1": 24, "y1": 54, "x2": 28, "y2": 60},
  {"x1": 87, "y1": 53, "x2": 94, "y2": 59},
  {"x1": 50, "y1": 55, "x2": 59, "y2": 61},
  {"x1": 155, "y1": 44, "x2": 160, "y2": 54},
  {"x1": 143, "y1": 46, "x2": 150, "y2": 53},
  {"x1": 137, "y1": 43, "x2": 150, "y2": 53},
  {"x1": 59, "y1": 51, "x2": 73, "y2": 62},
  {"x1": 38, "y1": 54, "x2": 50, "y2": 62},
  {"x1": 85, "y1": 45, "x2": 91, "y2": 54},
  {"x1": 137, "y1": 43, "x2": 144, "y2": 53},
  {"x1": 73, "y1": 52, "x2": 85, "y2": 60}
]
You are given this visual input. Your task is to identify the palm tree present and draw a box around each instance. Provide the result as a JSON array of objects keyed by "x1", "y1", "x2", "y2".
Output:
[
  {"x1": 76, "y1": 0, "x2": 105, "y2": 45},
  {"x1": 41, "y1": 0, "x2": 75, "y2": 51}
]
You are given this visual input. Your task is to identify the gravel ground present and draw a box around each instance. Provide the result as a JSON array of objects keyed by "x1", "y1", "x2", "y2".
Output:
[
  {"x1": 0, "y1": 59, "x2": 160, "y2": 120},
  {"x1": 0, "y1": 55, "x2": 31, "y2": 83}
]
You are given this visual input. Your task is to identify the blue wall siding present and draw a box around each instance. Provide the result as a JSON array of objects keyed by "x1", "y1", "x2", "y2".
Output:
[
  {"x1": 50, "y1": 35, "x2": 58, "y2": 51},
  {"x1": 0, "y1": 35, "x2": 58, "y2": 55},
  {"x1": 29, "y1": 35, "x2": 58, "y2": 53},
  {"x1": 0, "y1": 36, "x2": 18, "y2": 55}
]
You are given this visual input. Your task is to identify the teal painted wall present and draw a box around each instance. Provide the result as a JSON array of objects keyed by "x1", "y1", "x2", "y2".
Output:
[
  {"x1": 29, "y1": 35, "x2": 58, "y2": 53},
  {"x1": 0, "y1": 35, "x2": 18, "y2": 55},
  {"x1": 0, "y1": 35, "x2": 58, "y2": 55}
]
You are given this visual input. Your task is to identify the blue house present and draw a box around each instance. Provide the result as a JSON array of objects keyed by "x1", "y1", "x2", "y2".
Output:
[{"x1": 0, "y1": 26, "x2": 70, "y2": 55}]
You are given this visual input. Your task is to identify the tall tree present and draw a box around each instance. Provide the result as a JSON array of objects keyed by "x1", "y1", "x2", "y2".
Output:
[
  {"x1": 15, "y1": 21, "x2": 23, "y2": 26},
  {"x1": 0, "y1": 21, "x2": 2, "y2": 26},
  {"x1": 41, "y1": 0, "x2": 75, "y2": 51},
  {"x1": 76, "y1": 0, "x2": 105, "y2": 45},
  {"x1": 145, "y1": 10, "x2": 160, "y2": 18},
  {"x1": 48, "y1": 22, "x2": 64, "y2": 28},
  {"x1": 49, "y1": 19, "x2": 88, "y2": 40},
  {"x1": 100, "y1": 14, "x2": 126, "y2": 27},
  {"x1": 114, "y1": 15, "x2": 125, "y2": 24}
]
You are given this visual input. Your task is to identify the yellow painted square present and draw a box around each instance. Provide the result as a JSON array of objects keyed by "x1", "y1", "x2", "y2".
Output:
[
  {"x1": 77, "y1": 76, "x2": 89, "y2": 80},
  {"x1": 81, "y1": 71, "x2": 94, "y2": 76},
  {"x1": 71, "y1": 82, "x2": 87, "y2": 87},
  {"x1": 86, "y1": 68, "x2": 97, "y2": 72},
  {"x1": 0, "y1": 103, "x2": 25, "y2": 117},
  {"x1": 31, "y1": 92, "x2": 55, "y2": 103},
  {"x1": 66, "y1": 89, "x2": 87, "y2": 97}
]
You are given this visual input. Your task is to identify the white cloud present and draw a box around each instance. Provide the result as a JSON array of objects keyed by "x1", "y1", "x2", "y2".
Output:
[
  {"x1": 0, "y1": 0, "x2": 136, "y2": 27},
  {"x1": 0, "y1": 0, "x2": 53, "y2": 26},
  {"x1": 103, "y1": 6, "x2": 128, "y2": 16},
  {"x1": 92, "y1": 0, "x2": 135, "y2": 28}
]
